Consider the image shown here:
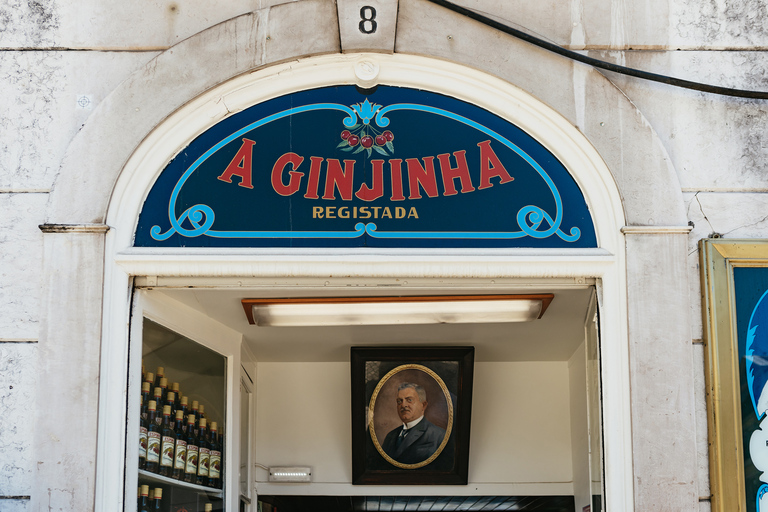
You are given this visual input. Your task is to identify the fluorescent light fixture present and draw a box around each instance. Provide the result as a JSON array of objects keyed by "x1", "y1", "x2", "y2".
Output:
[
  {"x1": 242, "y1": 295, "x2": 553, "y2": 327},
  {"x1": 268, "y1": 466, "x2": 312, "y2": 482}
]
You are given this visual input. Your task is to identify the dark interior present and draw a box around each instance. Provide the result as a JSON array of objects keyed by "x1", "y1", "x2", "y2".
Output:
[{"x1": 257, "y1": 495, "x2": 578, "y2": 511}]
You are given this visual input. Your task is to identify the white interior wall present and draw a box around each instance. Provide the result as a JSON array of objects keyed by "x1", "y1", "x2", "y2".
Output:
[{"x1": 254, "y1": 361, "x2": 573, "y2": 494}]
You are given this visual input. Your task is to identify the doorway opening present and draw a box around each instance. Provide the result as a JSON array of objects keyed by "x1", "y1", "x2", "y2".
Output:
[{"x1": 129, "y1": 277, "x2": 603, "y2": 512}]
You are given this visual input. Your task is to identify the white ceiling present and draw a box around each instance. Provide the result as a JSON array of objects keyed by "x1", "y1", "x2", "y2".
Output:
[{"x1": 156, "y1": 283, "x2": 595, "y2": 363}]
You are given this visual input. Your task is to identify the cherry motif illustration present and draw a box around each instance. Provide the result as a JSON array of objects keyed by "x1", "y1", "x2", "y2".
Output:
[{"x1": 338, "y1": 101, "x2": 396, "y2": 156}]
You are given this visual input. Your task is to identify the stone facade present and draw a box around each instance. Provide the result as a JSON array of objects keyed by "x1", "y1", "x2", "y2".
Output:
[{"x1": 2, "y1": 0, "x2": 767, "y2": 510}]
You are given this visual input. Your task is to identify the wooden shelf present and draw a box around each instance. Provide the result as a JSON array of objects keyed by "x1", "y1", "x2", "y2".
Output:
[{"x1": 138, "y1": 469, "x2": 223, "y2": 497}]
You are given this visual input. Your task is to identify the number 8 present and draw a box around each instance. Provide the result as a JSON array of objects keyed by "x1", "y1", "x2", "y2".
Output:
[{"x1": 359, "y1": 6, "x2": 377, "y2": 34}]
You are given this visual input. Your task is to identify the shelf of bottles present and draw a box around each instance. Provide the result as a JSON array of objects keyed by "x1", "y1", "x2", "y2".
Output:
[{"x1": 137, "y1": 319, "x2": 226, "y2": 512}]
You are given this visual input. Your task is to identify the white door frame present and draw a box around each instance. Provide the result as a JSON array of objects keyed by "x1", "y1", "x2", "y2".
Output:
[{"x1": 96, "y1": 53, "x2": 632, "y2": 511}]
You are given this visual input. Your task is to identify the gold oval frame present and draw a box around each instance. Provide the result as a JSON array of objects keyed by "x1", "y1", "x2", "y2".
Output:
[{"x1": 368, "y1": 363, "x2": 454, "y2": 469}]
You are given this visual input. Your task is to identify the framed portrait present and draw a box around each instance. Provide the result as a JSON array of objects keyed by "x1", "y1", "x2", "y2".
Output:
[
  {"x1": 701, "y1": 239, "x2": 768, "y2": 512},
  {"x1": 351, "y1": 346, "x2": 474, "y2": 485}
]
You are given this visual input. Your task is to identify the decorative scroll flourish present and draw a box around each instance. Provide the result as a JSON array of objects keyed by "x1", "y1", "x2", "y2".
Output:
[{"x1": 149, "y1": 101, "x2": 581, "y2": 243}]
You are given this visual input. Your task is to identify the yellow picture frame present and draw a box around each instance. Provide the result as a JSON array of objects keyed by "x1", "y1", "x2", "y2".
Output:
[{"x1": 700, "y1": 239, "x2": 768, "y2": 512}]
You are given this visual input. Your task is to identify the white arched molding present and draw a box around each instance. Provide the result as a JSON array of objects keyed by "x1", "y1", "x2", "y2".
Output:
[{"x1": 97, "y1": 53, "x2": 634, "y2": 511}]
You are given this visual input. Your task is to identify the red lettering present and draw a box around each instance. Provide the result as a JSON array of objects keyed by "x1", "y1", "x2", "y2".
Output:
[
  {"x1": 270, "y1": 152, "x2": 304, "y2": 196},
  {"x1": 304, "y1": 156, "x2": 324, "y2": 199},
  {"x1": 389, "y1": 159, "x2": 405, "y2": 201},
  {"x1": 323, "y1": 159, "x2": 356, "y2": 200},
  {"x1": 355, "y1": 160, "x2": 385, "y2": 201},
  {"x1": 478, "y1": 140, "x2": 514, "y2": 190},
  {"x1": 437, "y1": 150, "x2": 475, "y2": 196},
  {"x1": 218, "y1": 138, "x2": 256, "y2": 189},
  {"x1": 407, "y1": 157, "x2": 439, "y2": 199}
]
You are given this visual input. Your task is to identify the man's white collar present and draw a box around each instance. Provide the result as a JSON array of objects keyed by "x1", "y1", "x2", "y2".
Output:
[{"x1": 403, "y1": 415, "x2": 425, "y2": 430}]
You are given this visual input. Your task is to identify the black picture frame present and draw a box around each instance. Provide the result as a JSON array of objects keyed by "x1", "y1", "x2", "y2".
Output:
[{"x1": 351, "y1": 346, "x2": 474, "y2": 485}]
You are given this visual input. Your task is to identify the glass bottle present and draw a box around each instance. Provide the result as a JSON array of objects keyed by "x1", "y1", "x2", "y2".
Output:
[
  {"x1": 191, "y1": 400, "x2": 200, "y2": 435},
  {"x1": 179, "y1": 395, "x2": 189, "y2": 419},
  {"x1": 165, "y1": 391, "x2": 177, "y2": 419},
  {"x1": 145, "y1": 400, "x2": 161, "y2": 473},
  {"x1": 153, "y1": 386, "x2": 164, "y2": 410},
  {"x1": 154, "y1": 367, "x2": 165, "y2": 388},
  {"x1": 208, "y1": 421, "x2": 221, "y2": 488},
  {"x1": 138, "y1": 485, "x2": 150, "y2": 512},
  {"x1": 138, "y1": 395, "x2": 148, "y2": 470},
  {"x1": 184, "y1": 414, "x2": 199, "y2": 483},
  {"x1": 196, "y1": 418, "x2": 210, "y2": 486},
  {"x1": 171, "y1": 382, "x2": 181, "y2": 405},
  {"x1": 172, "y1": 409, "x2": 187, "y2": 480},
  {"x1": 141, "y1": 381, "x2": 151, "y2": 416},
  {"x1": 158, "y1": 377, "x2": 169, "y2": 402},
  {"x1": 159, "y1": 405, "x2": 176, "y2": 477},
  {"x1": 152, "y1": 487, "x2": 163, "y2": 511},
  {"x1": 198, "y1": 404, "x2": 206, "y2": 424}
]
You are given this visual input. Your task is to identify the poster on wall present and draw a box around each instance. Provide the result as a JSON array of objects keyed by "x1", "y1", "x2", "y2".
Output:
[
  {"x1": 701, "y1": 240, "x2": 768, "y2": 512},
  {"x1": 736, "y1": 267, "x2": 768, "y2": 512},
  {"x1": 135, "y1": 85, "x2": 597, "y2": 249},
  {"x1": 350, "y1": 346, "x2": 474, "y2": 485}
]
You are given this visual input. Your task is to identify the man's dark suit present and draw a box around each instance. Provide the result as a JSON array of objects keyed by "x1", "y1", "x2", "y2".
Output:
[{"x1": 380, "y1": 417, "x2": 446, "y2": 464}]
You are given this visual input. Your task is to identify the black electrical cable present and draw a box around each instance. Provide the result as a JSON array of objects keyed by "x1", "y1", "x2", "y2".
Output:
[{"x1": 427, "y1": 0, "x2": 768, "y2": 100}]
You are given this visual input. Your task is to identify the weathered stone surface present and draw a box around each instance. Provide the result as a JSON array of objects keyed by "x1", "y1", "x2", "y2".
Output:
[
  {"x1": 625, "y1": 233, "x2": 699, "y2": 511},
  {"x1": 0, "y1": 500, "x2": 30, "y2": 512},
  {"x1": 31, "y1": 233, "x2": 105, "y2": 512},
  {"x1": 0, "y1": 344, "x2": 36, "y2": 496},
  {"x1": 450, "y1": 0, "x2": 671, "y2": 49},
  {"x1": 0, "y1": 51, "x2": 158, "y2": 190},
  {"x1": 0, "y1": 0, "x2": 296, "y2": 49},
  {"x1": 0, "y1": 0, "x2": 59, "y2": 48},
  {"x1": 337, "y1": 0, "x2": 397, "y2": 52},
  {"x1": 48, "y1": 1, "x2": 341, "y2": 224},
  {"x1": 603, "y1": 51, "x2": 768, "y2": 192},
  {"x1": 692, "y1": 342, "x2": 710, "y2": 498},
  {"x1": 685, "y1": 192, "x2": 768, "y2": 339},
  {"x1": 672, "y1": 0, "x2": 768, "y2": 49},
  {"x1": 0, "y1": 194, "x2": 46, "y2": 340}
]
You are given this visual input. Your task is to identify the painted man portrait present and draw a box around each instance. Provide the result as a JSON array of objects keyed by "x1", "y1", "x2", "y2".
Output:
[{"x1": 380, "y1": 382, "x2": 446, "y2": 464}]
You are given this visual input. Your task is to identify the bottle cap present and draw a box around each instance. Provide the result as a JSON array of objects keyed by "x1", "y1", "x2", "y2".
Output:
[
  {"x1": 205, "y1": 504, "x2": 213, "y2": 512},
  {"x1": 163, "y1": 405, "x2": 171, "y2": 415},
  {"x1": 176, "y1": 410, "x2": 184, "y2": 420},
  {"x1": 145, "y1": 372, "x2": 154, "y2": 383},
  {"x1": 167, "y1": 392, "x2": 176, "y2": 402},
  {"x1": 140, "y1": 484, "x2": 149, "y2": 496},
  {"x1": 154, "y1": 488, "x2": 162, "y2": 499},
  {"x1": 148, "y1": 489, "x2": 154, "y2": 500},
  {"x1": 148, "y1": 400, "x2": 157, "y2": 410},
  {"x1": 142, "y1": 381, "x2": 150, "y2": 392},
  {"x1": 210, "y1": 422, "x2": 217, "y2": 431},
  {"x1": 188, "y1": 414, "x2": 196, "y2": 424},
  {"x1": 153, "y1": 387, "x2": 163, "y2": 397},
  {"x1": 199, "y1": 404, "x2": 205, "y2": 414},
  {"x1": 159, "y1": 377, "x2": 168, "y2": 387},
  {"x1": 172, "y1": 382, "x2": 180, "y2": 392},
  {"x1": 180, "y1": 396, "x2": 188, "y2": 405},
  {"x1": 156, "y1": 366, "x2": 164, "y2": 377},
  {"x1": 199, "y1": 418, "x2": 207, "y2": 427},
  {"x1": 192, "y1": 400, "x2": 199, "y2": 410}
]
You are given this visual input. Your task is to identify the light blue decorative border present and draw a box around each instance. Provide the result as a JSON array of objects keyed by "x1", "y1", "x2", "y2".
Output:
[
  {"x1": 757, "y1": 483, "x2": 768, "y2": 511},
  {"x1": 747, "y1": 289, "x2": 768, "y2": 419},
  {"x1": 150, "y1": 100, "x2": 581, "y2": 243}
]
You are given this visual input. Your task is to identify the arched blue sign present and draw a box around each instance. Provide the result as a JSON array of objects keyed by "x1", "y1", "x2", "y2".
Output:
[{"x1": 135, "y1": 86, "x2": 596, "y2": 248}]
